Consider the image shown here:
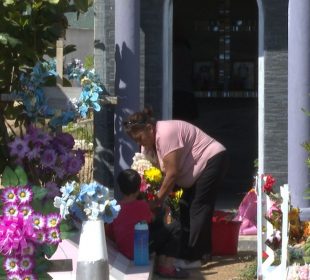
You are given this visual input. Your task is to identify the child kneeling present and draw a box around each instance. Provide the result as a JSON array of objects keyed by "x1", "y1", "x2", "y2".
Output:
[{"x1": 110, "y1": 169, "x2": 188, "y2": 279}]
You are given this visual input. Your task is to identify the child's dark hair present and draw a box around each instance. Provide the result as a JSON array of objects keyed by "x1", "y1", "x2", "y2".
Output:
[{"x1": 117, "y1": 169, "x2": 141, "y2": 195}]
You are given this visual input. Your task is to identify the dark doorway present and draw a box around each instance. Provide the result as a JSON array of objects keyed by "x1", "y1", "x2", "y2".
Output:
[{"x1": 172, "y1": 0, "x2": 259, "y2": 208}]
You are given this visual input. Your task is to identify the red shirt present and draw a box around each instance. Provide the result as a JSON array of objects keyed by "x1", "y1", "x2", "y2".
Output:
[{"x1": 111, "y1": 200, "x2": 153, "y2": 259}]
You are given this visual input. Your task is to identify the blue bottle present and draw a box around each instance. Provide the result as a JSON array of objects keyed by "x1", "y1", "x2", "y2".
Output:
[{"x1": 134, "y1": 221, "x2": 149, "y2": 266}]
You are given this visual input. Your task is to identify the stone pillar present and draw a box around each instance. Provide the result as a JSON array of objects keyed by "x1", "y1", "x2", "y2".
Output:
[
  {"x1": 114, "y1": 0, "x2": 140, "y2": 198},
  {"x1": 288, "y1": 0, "x2": 310, "y2": 208}
]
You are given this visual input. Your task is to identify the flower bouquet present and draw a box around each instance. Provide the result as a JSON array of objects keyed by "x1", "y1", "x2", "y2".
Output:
[
  {"x1": 53, "y1": 181, "x2": 120, "y2": 223},
  {"x1": 53, "y1": 181, "x2": 120, "y2": 280},
  {"x1": 131, "y1": 153, "x2": 162, "y2": 201},
  {"x1": 131, "y1": 153, "x2": 183, "y2": 220}
]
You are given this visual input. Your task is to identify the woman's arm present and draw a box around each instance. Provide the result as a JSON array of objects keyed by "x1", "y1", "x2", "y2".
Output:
[{"x1": 157, "y1": 148, "x2": 182, "y2": 203}]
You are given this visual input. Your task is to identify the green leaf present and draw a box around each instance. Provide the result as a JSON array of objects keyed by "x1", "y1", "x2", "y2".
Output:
[
  {"x1": 61, "y1": 229, "x2": 79, "y2": 240},
  {"x1": 47, "y1": 0, "x2": 60, "y2": 4},
  {"x1": 74, "y1": 0, "x2": 90, "y2": 13},
  {"x1": 43, "y1": 244, "x2": 58, "y2": 258},
  {"x1": 15, "y1": 165, "x2": 28, "y2": 185},
  {"x1": 42, "y1": 200, "x2": 57, "y2": 214},
  {"x1": 2, "y1": 166, "x2": 19, "y2": 187},
  {"x1": 32, "y1": 185, "x2": 48, "y2": 200}
]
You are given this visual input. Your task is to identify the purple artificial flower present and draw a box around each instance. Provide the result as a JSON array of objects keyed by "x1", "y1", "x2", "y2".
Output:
[
  {"x1": 2, "y1": 188, "x2": 18, "y2": 204},
  {"x1": 46, "y1": 213, "x2": 61, "y2": 228},
  {"x1": 41, "y1": 149, "x2": 57, "y2": 168},
  {"x1": 3, "y1": 256, "x2": 19, "y2": 273},
  {"x1": 19, "y1": 255, "x2": 34, "y2": 272},
  {"x1": 45, "y1": 182, "x2": 60, "y2": 199},
  {"x1": 54, "y1": 167, "x2": 65, "y2": 180},
  {"x1": 3, "y1": 203, "x2": 19, "y2": 217},
  {"x1": 26, "y1": 143, "x2": 42, "y2": 160},
  {"x1": 9, "y1": 138, "x2": 30, "y2": 159},
  {"x1": 75, "y1": 149, "x2": 85, "y2": 164},
  {"x1": 18, "y1": 205, "x2": 33, "y2": 220},
  {"x1": 46, "y1": 228, "x2": 61, "y2": 244},
  {"x1": 25, "y1": 126, "x2": 51, "y2": 146},
  {"x1": 53, "y1": 132, "x2": 75, "y2": 151},
  {"x1": 66, "y1": 156, "x2": 83, "y2": 174},
  {"x1": 16, "y1": 187, "x2": 33, "y2": 204},
  {"x1": 31, "y1": 214, "x2": 45, "y2": 230}
]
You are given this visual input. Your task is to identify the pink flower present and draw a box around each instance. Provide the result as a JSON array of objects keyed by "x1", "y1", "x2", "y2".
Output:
[
  {"x1": 19, "y1": 255, "x2": 34, "y2": 272},
  {"x1": 2, "y1": 188, "x2": 18, "y2": 204},
  {"x1": 0, "y1": 215, "x2": 36, "y2": 255},
  {"x1": 46, "y1": 228, "x2": 61, "y2": 244},
  {"x1": 46, "y1": 213, "x2": 61, "y2": 228},
  {"x1": 3, "y1": 256, "x2": 19, "y2": 273},
  {"x1": 140, "y1": 178, "x2": 148, "y2": 192},
  {"x1": 266, "y1": 202, "x2": 281, "y2": 219},
  {"x1": 16, "y1": 187, "x2": 33, "y2": 204}
]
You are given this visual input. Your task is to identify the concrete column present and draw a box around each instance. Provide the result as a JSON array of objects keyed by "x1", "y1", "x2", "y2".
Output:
[
  {"x1": 288, "y1": 0, "x2": 310, "y2": 208},
  {"x1": 114, "y1": 0, "x2": 140, "y2": 198}
]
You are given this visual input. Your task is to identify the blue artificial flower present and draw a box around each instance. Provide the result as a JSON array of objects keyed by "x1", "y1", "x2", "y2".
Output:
[
  {"x1": 78, "y1": 103, "x2": 89, "y2": 118},
  {"x1": 92, "y1": 102, "x2": 101, "y2": 112},
  {"x1": 102, "y1": 199, "x2": 121, "y2": 224},
  {"x1": 60, "y1": 182, "x2": 76, "y2": 200}
]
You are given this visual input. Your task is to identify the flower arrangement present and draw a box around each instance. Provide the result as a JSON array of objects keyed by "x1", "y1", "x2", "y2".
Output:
[
  {"x1": 65, "y1": 58, "x2": 105, "y2": 119},
  {"x1": 131, "y1": 153, "x2": 162, "y2": 201},
  {"x1": 15, "y1": 59, "x2": 105, "y2": 129},
  {"x1": 53, "y1": 181, "x2": 120, "y2": 223},
  {"x1": 8, "y1": 126, "x2": 84, "y2": 193},
  {"x1": 131, "y1": 153, "x2": 183, "y2": 219},
  {"x1": 0, "y1": 184, "x2": 61, "y2": 280}
]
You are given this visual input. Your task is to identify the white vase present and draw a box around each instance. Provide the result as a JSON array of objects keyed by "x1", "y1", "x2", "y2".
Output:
[{"x1": 76, "y1": 220, "x2": 109, "y2": 280}]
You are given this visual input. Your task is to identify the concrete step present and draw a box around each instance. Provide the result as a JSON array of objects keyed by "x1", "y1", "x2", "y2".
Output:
[{"x1": 238, "y1": 235, "x2": 257, "y2": 252}]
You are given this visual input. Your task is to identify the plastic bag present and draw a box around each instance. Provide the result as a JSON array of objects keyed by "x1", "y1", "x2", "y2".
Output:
[{"x1": 233, "y1": 188, "x2": 257, "y2": 235}]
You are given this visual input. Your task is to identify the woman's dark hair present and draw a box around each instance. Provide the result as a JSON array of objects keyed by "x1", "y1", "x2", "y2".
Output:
[
  {"x1": 123, "y1": 107, "x2": 156, "y2": 134},
  {"x1": 117, "y1": 169, "x2": 141, "y2": 195}
]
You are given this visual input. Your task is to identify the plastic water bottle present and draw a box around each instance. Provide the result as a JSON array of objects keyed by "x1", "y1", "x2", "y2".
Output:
[{"x1": 134, "y1": 221, "x2": 149, "y2": 266}]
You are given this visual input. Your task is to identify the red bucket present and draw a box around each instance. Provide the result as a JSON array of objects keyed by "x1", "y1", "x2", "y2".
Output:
[{"x1": 211, "y1": 211, "x2": 241, "y2": 256}]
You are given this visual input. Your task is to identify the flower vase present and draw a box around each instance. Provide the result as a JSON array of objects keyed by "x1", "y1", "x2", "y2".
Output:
[{"x1": 76, "y1": 219, "x2": 109, "y2": 280}]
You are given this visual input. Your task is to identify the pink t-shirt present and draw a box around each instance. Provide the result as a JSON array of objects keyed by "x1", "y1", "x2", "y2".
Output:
[
  {"x1": 111, "y1": 200, "x2": 153, "y2": 259},
  {"x1": 154, "y1": 120, "x2": 226, "y2": 188}
]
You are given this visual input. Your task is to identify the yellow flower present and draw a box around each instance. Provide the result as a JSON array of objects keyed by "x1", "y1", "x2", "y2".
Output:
[
  {"x1": 144, "y1": 167, "x2": 162, "y2": 184},
  {"x1": 81, "y1": 77, "x2": 91, "y2": 86},
  {"x1": 175, "y1": 189, "x2": 183, "y2": 201},
  {"x1": 303, "y1": 221, "x2": 310, "y2": 238},
  {"x1": 289, "y1": 207, "x2": 300, "y2": 224}
]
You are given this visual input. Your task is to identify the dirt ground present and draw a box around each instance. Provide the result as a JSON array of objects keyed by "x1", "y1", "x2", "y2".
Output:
[{"x1": 153, "y1": 252, "x2": 256, "y2": 280}]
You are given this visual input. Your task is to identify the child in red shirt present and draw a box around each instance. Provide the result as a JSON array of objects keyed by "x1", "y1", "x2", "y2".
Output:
[{"x1": 111, "y1": 169, "x2": 188, "y2": 279}]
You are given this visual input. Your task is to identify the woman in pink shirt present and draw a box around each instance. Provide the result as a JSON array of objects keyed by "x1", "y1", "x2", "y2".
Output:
[{"x1": 123, "y1": 108, "x2": 229, "y2": 267}]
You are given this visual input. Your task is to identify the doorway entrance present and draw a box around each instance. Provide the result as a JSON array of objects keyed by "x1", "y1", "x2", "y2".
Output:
[{"x1": 172, "y1": 0, "x2": 259, "y2": 207}]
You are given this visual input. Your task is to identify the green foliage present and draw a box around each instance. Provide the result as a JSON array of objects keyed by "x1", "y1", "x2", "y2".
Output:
[
  {"x1": 84, "y1": 54, "x2": 94, "y2": 69},
  {"x1": 1, "y1": 165, "x2": 28, "y2": 186}
]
